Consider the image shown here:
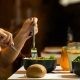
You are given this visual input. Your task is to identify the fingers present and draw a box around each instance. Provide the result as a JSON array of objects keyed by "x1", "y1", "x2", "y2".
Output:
[
  {"x1": 0, "y1": 28, "x2": 14, "y2": 46},
  {"x1": 21, "y1": 17, "x2": 38, "y2": 37},
  {"x1": 32, "y1": 17, "x2": 38, "y2": 35},
  {"x1": 10, "y1": 34, "x2": 14, "y2": 46},
  {"x1": 34, "y1": 24, "x2": 38, "y2": 35},
  {"x1": 27, "y1": 17, "x2": 38, "y2": 36},
  {"x1": 33, "y1": 17, "x2": 38, "y2": 24},
  {"x1": 4, "y1": 31, "x2": 14, "y2": 46},
  {"x1": 0, "y1": 28, "x2": 7, "y2": 42}
]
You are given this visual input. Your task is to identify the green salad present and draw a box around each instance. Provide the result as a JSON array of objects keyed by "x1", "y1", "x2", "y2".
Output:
[
  {"x1": 73, "y1": 56, "x2": 80, "y2": 62},
  {"x1": 29, "y1": 55, "x2": 56, "y2": 60}
]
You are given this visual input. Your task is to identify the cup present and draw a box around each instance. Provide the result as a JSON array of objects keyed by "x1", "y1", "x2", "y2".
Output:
[{"x1": 67, "y1": 42, "x2": 80, "y2": 72}]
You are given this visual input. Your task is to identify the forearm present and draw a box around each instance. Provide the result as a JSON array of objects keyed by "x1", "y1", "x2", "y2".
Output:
[
  {"x1": 0, "y1": 17, "x2": 38, "y2": 67},
  {"x1": 0, "y1": 27, "x2": 31, "y2": 67}
]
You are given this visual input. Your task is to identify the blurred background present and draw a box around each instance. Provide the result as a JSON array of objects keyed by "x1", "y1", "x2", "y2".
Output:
[{"x1": 0, "y1": 0, "x2": 80, "y2": 78}]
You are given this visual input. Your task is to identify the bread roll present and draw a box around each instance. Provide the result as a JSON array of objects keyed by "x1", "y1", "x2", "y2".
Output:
[{"x1": 26, "y1": 64, "x2": 47, "y2": 78}]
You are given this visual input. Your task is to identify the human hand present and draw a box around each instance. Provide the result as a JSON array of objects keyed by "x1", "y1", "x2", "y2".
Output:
[
  {"x1": 32, "y1": 17, "x2": 38, "y2": 35},
  {"x1": 21, "y1": 17, "x2": 38, "y2": 38},
  {"x1": 0, "y1": 28, "x2": 14, "y2": 47}
]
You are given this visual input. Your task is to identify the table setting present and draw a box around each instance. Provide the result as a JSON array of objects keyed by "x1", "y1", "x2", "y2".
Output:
[
  {"x1": 8, "y1": 22, "x2": 80, "y2": 80},
  {"x1": 8, "y1": 43, "x2": 80, "y2": 80}
]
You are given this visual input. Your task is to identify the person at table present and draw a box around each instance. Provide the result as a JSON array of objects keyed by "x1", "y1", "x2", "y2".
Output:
[{"x1": 0, "y1": 17, "x2": 38, "y2": 80}]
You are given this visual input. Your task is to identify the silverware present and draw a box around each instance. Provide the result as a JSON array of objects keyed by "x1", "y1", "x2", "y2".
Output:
[{"x1": 10, "y1": 44, "x2": 17, "y2": 52}]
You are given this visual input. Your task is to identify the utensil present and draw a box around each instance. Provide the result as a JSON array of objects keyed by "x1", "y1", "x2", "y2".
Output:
[
  {"x1": 31, "y1": 20, "x2": 38, "y2": 58},
  {"x1": 10, "y1": 44, "x2": 17, "y2": 52}
]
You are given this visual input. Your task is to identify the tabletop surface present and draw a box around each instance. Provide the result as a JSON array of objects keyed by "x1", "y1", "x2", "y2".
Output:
[{"x1": 8, "y1": 66, "x2": 80, "y2": 80}]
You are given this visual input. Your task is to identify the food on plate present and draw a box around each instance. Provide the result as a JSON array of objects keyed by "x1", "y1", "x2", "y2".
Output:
[{"x1": 73, "y1": 56, "x2": 80, "y2": 62}]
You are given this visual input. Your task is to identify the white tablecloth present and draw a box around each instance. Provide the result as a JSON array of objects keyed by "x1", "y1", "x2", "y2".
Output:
[{"x1": 8, "y1": 66, "x2": 80, "y2": 80}]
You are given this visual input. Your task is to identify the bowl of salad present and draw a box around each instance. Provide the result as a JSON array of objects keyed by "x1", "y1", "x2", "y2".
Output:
[
  {"x1": 23, "y1": 56, "x2": 56, "y2": 73},
  {"x1": 72, "y1": 56, "x2": 80, "y2": 76}
]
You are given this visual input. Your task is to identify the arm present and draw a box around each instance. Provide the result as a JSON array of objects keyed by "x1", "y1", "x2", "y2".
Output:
[{"x1": 0, "y1": 17, "x2": 38, "y2": 67}]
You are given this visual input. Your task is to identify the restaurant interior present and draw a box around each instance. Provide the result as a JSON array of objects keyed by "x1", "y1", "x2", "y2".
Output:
[{"x1": 0, "y1": 0, "x2": 80, "y2": 79}]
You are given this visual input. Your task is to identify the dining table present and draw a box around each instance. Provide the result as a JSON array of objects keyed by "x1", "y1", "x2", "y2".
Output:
[
  {"x1": 8, "y1": 65, "x2": 80, "y2": 80},
  {"x1": 7, "y1": 46, "x2": 80, "y2": 80}
]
